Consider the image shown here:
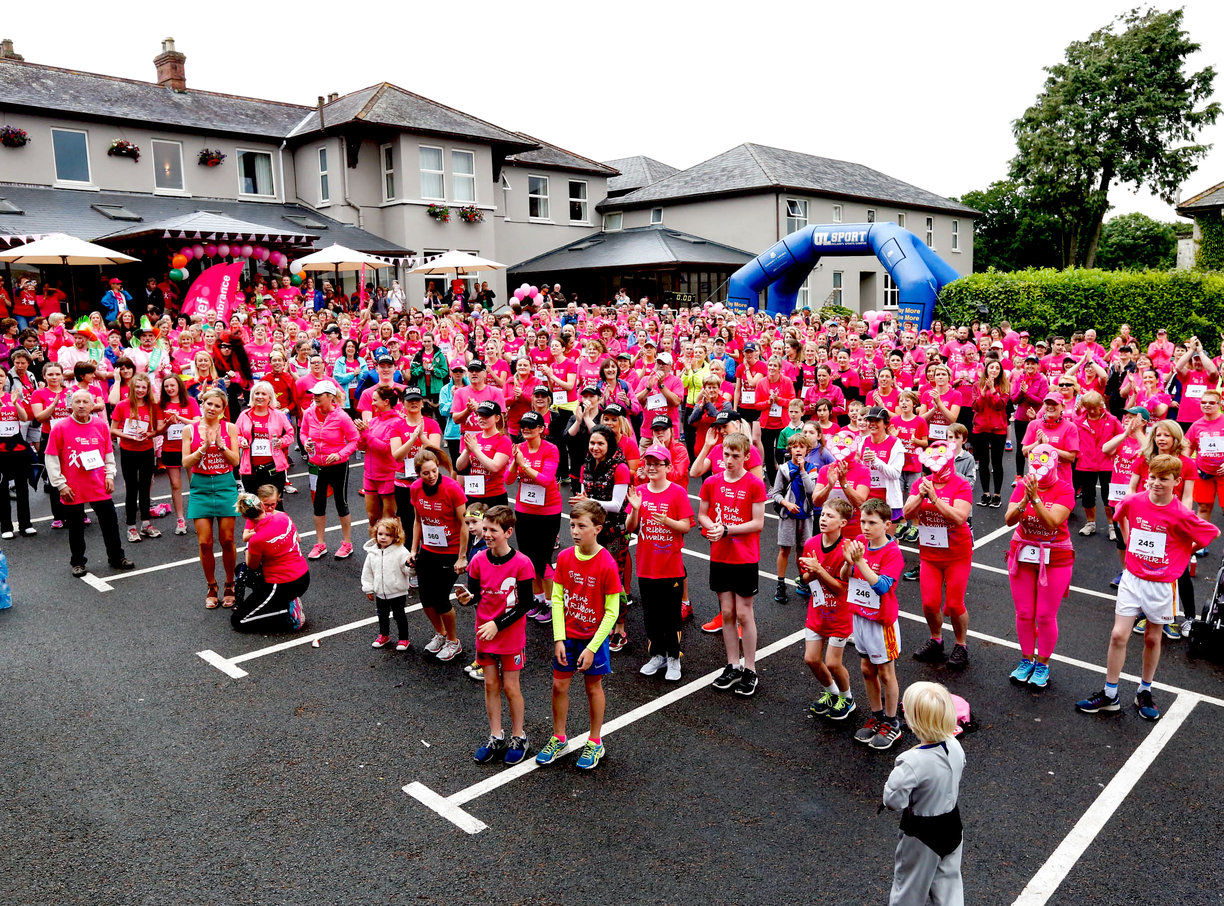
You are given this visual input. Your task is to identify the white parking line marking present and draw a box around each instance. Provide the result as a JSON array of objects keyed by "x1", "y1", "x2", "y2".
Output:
[
  {"x1": 79, "y1": 573, "x2": 114, "y2": 592},
  {"x1": 1011, "y1": 693, "x2": 1199, "y2": 906},
  {"x1": 196, "y1": 649, "x2": 249, "y2": 679},
  {"x1": 403, "y1": 782, "x2": 488, "y2": 834},
  {"x1": 973, "y1": 524, "x2": 1013, "y2": 549}
]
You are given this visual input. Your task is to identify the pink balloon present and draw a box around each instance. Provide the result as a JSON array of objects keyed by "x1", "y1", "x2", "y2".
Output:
[
  {"x1": 179, "y1": 246, "x2": 193, "y2": 259},
  {"x1": 217, "y1": 243, "x2": 231, "y2": 258},
  {"x1": 255, "y1": 247, "x2": 269, "y2": 261},
  {"x1": 235, "y1": 292, "x2": 246, "y2": 303},
  {"x1": 271, "y1": 252, "x2": 285, "y2": 267},
  {"x1": 520, "y1": 283, "x2": 531, "y2": 294},
  {"x1": 240, "y1": 244, "x2": 253, "y2": 258},
  {"x1": 513, "y1": 289, "x2": 525, "y2": 301},
  {"x1": 529, "y1": 286, "x2": 538, "y2": 297},
  {"x1": 204, "y1": 244, "x2": 217, "y2": 258},
  {"x1": 191, "y1": 244, "x2": 205, "y2": 259}
]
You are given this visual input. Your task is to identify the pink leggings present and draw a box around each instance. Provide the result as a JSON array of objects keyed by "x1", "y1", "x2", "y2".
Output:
[
  {"x1": 919, "y1": 558, "x2": 971, "y2": 617},
  {"x1": 1010, "y1": 563, "x2": 1073, "y2": 659}
]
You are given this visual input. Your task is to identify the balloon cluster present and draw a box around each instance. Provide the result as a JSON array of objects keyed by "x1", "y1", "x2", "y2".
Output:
[
  {"x1": 513, "y1": 282, "x2": 541, "y2": 303},
  {"x1": 170, "y1": 242, "x2": 291, "y2": 282}
]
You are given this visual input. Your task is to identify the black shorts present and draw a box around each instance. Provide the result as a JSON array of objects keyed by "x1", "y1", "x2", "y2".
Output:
[
  {"x1": 739, "y1": 408, "x2": 761, "y2": 424},
  {"x1": 161, "y1": 450, "x2": 182, "y2": 467},
  {"x1": 709, "y1": 560, "x2": 759, "y2": 597},
  {"x1": 416, "y1": 547, "x2": 458, "y2": 614}
]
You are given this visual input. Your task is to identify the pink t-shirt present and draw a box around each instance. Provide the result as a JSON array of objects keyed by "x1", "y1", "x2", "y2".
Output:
[
  {"x1": 1008, "y1": 479, "x2": 1076, "y2": 567},
  {"x1": 392, "y1": 417, "x2": 442, "y2": 488},
  {"x1": 510, "y1": 440, "x2": 561, "y2": 515},
  {"x1": 467, "y1": 549, "x2": 536, "y2": 655},
  {"x1": 1114, "y1": 492, "x2": 1217, "y2": 581},
  {"x1": 698, "y1": 470, "x2": 768, "y2": 564},
  {"x1": 247, "y1": 510, "x2": 308, "y2": 583},
  {"x1": 847, "y1": 534, "x2": 904, "y2": 625},
  {"x1": 465, "y1": 432, "x2": 513, "y2": 497},
  {"x1": 1187, "y1": 415, "x2": 1224, "y2": 474},
  {"x1": 46, "y1": 415, "x2": 111, "y2": 503},
  {"x1": 891, "y1": 415, "x2": 928, "y2": 473},
  {"x1": 915, "y1": 474, "x2": 974, "y2": 564},
  {"x1": 450, "y1": 384, "x2": 506, "y2": 433},
  {"x1": 816, "y1": 460, "x2": 872, "y2": 536},
  {"x1": 634, "y1": 481, "x2": 694, "y2": 579},
  {"x1": 30, "y1": 386, "x2": 71, "y2": 434}
]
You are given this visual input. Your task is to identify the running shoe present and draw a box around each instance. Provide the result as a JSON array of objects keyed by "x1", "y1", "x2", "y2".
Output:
[
  {"x1": 913, "y1": 638, "x2": 946, "y2": 663},
  {"x1": 1078, "y1": 523, "x2": 1096, "y2": 536},
  {"x1": 0, "y1": 531, "x2": 11, "y2": 540},
  {"x1": 436, "y1": 639, "x2": 463, "y2": 662},
  {"x1": 853, "y1": 715, "x2": 882, "y2": 743},
  {"x1": 1108, "y1": 523, "x2": 1116, "y2": 542},
  {"x1": 395, "y1": 638, "x2": 412, "y2": 652},
  {"x1": 371, "y1": 634, "x2": 392, "y2": 648},
  {"x1": 990, "y1": 495, "x2": 1002, "y2": 508},
  {"x1": 902, "y1": 566, "x2": 920, "y2": 581},
  {"x1": 1181, "y1": 620, "x2": 1194, "y2": 637},
  {"x1": 664, "y1": 657, "x2": 682, "y2": 681},
  {"x1": 466, "y1": 664, "x2": 485, "y2": 682},
  {"x1": 20, "y1": 526, "x2": 36, "y2": 536},
  {"x1": 828, "y1": 695, "x2": 857, "y2": 720},
  {"x1": 71, "y1": 565, "x2": 87, "y2": 578},
  {"x1": 1134, "y1": 689, "x2": 1161, "y2": 721},
  {"x1": 904, "y1": 525, "x2": 921, "y2": 543},
  {"x1": 947, "y1": 643, "x2": 970, "y2": 670},
  {"x1": 174, "y1": 518, "x2": 187, "y2": 535},
  {"x1": 1110, "y1": 572, "x2": 1122, "y2": 589},
  {"x1": 733, "y1": 668, "x2": 759, "y2": 697},
  {"x1": 289, "y1": 598, "x2": 304, "y2": 630},
  {"x1": 334, "y1": 541, "x2": 354, "y2": 559},
  {"x1": 473, "y1": 734, "x2": 507, "y2": 764},
  {"x1": 533, "y1": 606, "x2": 553, "y2": 624},
  {"x1": 1005, "y1": 439, "x2": 1013, "y2": 452},
  {"x1": 809, "y1": 691, "x2": 836, "y2": 718},
  {"x1": 141, "y1": 523, "x2": 162, "y2": 539},
  {"x1": 1195, "y1": 547, "x2": 1210, "y2": 558},
  {"x1": 711, "y1": 663, "x2": 744, "y2": 691},
  {"x1": 127, "y1": 527, "x2": 142, "y2": 543},
  {"x1": 1075, "y1": 689, "x2": 1121, "y2": 714},
  {"x1": 535, "y1": 735, "x2": 567, "y2": 765},
  {"x1": 1029, "y1": 663, "x2": 1051, "y2": 688},
  {"x1": 51, "y1": 520, "x2": 65, "y2": 530},
  {"x1": 424, "y1": 632, "x2": 446, "y2": 654},
  {"x1": 110, "y1": 558, "x2": 135, "y2": 571},
  {"x1": 1162, "y1": 622, "x2": 1181, "y2": 641},
  {"x1": 680, "y1": 601, "x2": 694, "y2": 621},
  {"x1": 83, "y1": 515, "x2": 91, "y2": 526},
  {"x1": 795, "y1": 584, "x2": 811, "y2": 599},
  {"x1": 640, "y1": 655, "x2": 666, "y2": 676},
  {"x1": 503, "y1": 735, "x2": 529, "y2": 765},
  {"x1": 869, "y1": 721, "x2": 903, "y2": 750},
  {"x1": 701, "y1": 611, "x2": 724, "y2": 633},
  {"x1": 307, "y1": 543, "x2": 328, "y2": 560},
  {"x1": 408, "y1": 568, "x2": 418, "y2": 589},
  {"x1": 608, "y1": 631, "x2": 628, "y2": 653},
  {"x1": 978, "y1": 494, "x2": 990, "y2": 507},
  {"x1": 283, "y1": 481, "x2": 298, "y2": 494},
  {"x1": 1132, "y1": 618, "x2": 1148, "y2": 635},
  {"x1": 773, "y1": 583, "x2": 788, "y2": 605},
  {"x1": 575, "y1": 740, "x2": 605, "y2": 770},
  {"x1": 1009, "y1": 658, "x2": 1036, "y2": 685}
]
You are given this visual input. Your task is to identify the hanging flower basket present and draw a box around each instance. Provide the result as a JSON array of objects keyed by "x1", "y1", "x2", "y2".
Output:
[
  {"x1": 197, "y1": 148, "x2": 226, "y2": 167},
  {"x1": 108, "y1": 139, "x2": 141, "y2": 162},
  {"x1": 458, "y1": 205, "x2": 483, "y2": 224},
  {"x1": 0, "y1": 126, "x2": 29, "y2": 149},
  {"x1": 427, "y1": 203, "x2": 451, "y2": 223}
]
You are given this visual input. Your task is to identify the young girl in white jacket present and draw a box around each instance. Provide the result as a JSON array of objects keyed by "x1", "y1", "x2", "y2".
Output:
[{"x1": 362, "y1": 517, "x2": 414, "y2": 651}]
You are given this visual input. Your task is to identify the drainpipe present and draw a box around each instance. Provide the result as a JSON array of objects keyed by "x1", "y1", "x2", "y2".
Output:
[{"x1": 277, "y1": 139, "x2": 287, "y2": 204}]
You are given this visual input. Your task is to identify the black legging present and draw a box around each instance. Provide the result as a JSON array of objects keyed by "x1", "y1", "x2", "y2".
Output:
[
  {"x1": 395, "y1": 484, "x2": 416, "y2": 542},
  {"x1": 241, "y1": 462, "x2": 286, "y2": 510},
  {"x1": 639, "y1": 575, "x2": 683, "y2": 658},
  {"x1": 1014, "y1": 421, "x2": 1030, "y2": 475},
  {"x1": 1073, "y1": 469, "x2": 1111, "y2": 510},
  {"x1": 973, "y1": 432, "x2": 1006, "y2": 496},
  {"x1": 231, "y1": 569, "x2": 310, "y2": 632},
  {"x1": 37, "y1": 434, "x2": 66, "y2": 522},
  {"x1": 0, "y1": 448, "x2": 32, "y2": 532},
  {"x1": 1179, "y1": 564, "x2": 1197, "y2": 622},
  {"x1": 515, "y1": 510, "x2": 561, "y2": 578},
  {"x1": 761, "y1": 427, "x2": 782, "y2": 485},
  {"x1": 119, "y1": 447, "x2": 155, "y2": 525},
  {"x1": 548, "y1": 415, "x2": 571, "y2": 481},
  {"x1": 313, "y1": 462, "x2": 350, "y2": 517}
]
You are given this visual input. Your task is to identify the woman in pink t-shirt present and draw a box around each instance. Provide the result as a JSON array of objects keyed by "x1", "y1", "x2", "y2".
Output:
[
  {"x1": 505, "y1": 410, "x2": 561, "y2": 618},
  {"x1": 456, "y1": 400, "x2": 513, "y2": 509}
]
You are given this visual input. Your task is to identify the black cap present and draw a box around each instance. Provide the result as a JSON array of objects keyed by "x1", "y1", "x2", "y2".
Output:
[
  {"x1": 467, "y1": 359, "x2": 486, "y2": 372},
  {"x1": 580, "y1": 383, "x2": 600, "y2": 396},
  {"x1": 531, "y1": 384, "x2": 551, "y2": 396},
  {"x1": 476, "y1": 400, "x2": 502, "y2": 416},
  {"x1": 1024, "y1": 354, "x2": 1040, "y2": 363},
  {"x1": 519, "y1": 411, "x2": 545, "y2": 429},
  {"x1": 744, "y1": 342, "x2": 758, "y2": 352},
  {"x1": 376, "y1": 354, "x2": 394, "y2": 365},
  {"x1": 713, "y1": 409, "x2": 737, "y2": 426},
  {"x1": 864, "y1": 405, "x2": 891, "y2": 423},
  {"x1": 651, "y1": 415, "x2": 673, "y2": 431},
  {"x1": 602, "y1": 403, "x2": 627, "y2": 418},
  {"x1": 403, "y1": 386, "x2": 423, "y2": 401}
]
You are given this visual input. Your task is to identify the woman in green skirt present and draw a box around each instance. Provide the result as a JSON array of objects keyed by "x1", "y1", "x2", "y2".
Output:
[{"x1": 183, "y1": 389, "x2": 241, "y2": 608}]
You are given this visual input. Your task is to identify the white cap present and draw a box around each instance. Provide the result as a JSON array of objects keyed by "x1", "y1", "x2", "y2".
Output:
[{"x1": 309, "y1": 380, "x2": 339, "y2": 396}]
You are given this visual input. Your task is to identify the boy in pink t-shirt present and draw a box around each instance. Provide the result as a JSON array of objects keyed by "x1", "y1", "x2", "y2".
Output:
[{"x1": 1076, "y1": 454, "x2": 1218, "y2": 722}]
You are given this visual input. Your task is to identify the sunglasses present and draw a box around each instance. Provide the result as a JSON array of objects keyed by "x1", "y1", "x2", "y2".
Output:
[
  {"x1": 1058, "y1": 383, "x2": 1074, "y2": 388},
  {"x1": 218, "y1": 343, "x2": 232, "y2": 349}
]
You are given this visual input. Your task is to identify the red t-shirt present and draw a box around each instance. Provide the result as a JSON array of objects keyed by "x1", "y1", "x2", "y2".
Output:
[
  {"x1": 1187, "y1": 415, "x2": 1224, "y2": 475},
  {"x1": 847, "y1": 534, "x2": 904, "y2": 625},
  {"x1": 891, "y1": 415, "x2": 928, "y2": 473},
  {"x1": 915, "y1": 474, "x2": 974, "y2": 564},
  {"x1": 110, "y1": 398, "x2": 159, "y2": 452},
  {"x1": 1114, "y1": 492, "x2": 1217, "y2": 582},
  {"x1": 556, "y1": 546, "x2": 622, "y2": 640},
  {"x1": 392, "y1": 417, "x2": 441, "y2": 488},
  {"x1": 30, "y1": 386, "x2": 71, "y2": 435},
  {"x1": 467, "y1": 549, "x2": 536, "y2": 655},
  {"x1": 802, "y1": 534, "x2": 851, "y2": 637},
  {"x1": 698, "y1": 470, "x2": 768, "y2": 564},
  {"x1": 634, "y1": 481, "x2": 694, "y2": 579},
  {"x1": 160, "y1": 397, "x2": 200, "y2": 453},
  {"x1": 708, "y1": 441, "x2": 763, "y2": 474},
  {"x1": 410, "y1": 474, "x2": 467, "y2": 554},
  {"x1": 47, "y1": 415, "x2": 111, "y2": 503},
  {"x1": 816, "y1": 460, "x2": 872, "y2": 536},
  {"x1": 464, "y1": 432, "x2": 513, "y2": 498}
]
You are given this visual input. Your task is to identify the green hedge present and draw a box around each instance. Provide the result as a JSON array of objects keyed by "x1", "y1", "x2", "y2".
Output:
[{"x1": 936, "y1": 268, "x2": 1224, "y2": 347}]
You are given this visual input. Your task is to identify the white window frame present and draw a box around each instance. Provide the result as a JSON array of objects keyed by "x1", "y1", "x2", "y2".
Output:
[
  {"x1": 452, "y1": 149, "x2": 476, "y2": 204},
  {"x1": 317, "y1": 146, "x2": 330, "y2": 205},
  {"x1": 832, "y1": 204, "x2": 843, "y2": 223},
  {"x1": 832, "y1": 270, "x2": 843, "y2": 306},
  {"x1": 883, "y1": 272, "x2": 899, "y2": 309},
  {"x1": 568, "y1": 180, "x2": 589, "y2": 223},
  {"x1": 866, "y1": 209, "x2": 876, "y2": 223},
  {"x1": 51, "y1": 128, "x2": 92, "y2": 187},
  {"x1": 925, "y1": 217, "x2": 935, "y2": 248},
  {"x1": 236, "y1": 148, "x2": 276, "y2": 198},
  {"x1": 797, "y1": 274, "x2": 810, "y2": 310},
  {"x1": 896, "y1": 212, "x2": 906, "y2": 229},
  {"x1": 650, "y1": 207, "x2": 663, "y2": 225},
  {"x1": 785, "y1": 198, "x2": 808, "y2": 234},
  {"x1": 419, "y1": 145, "x2": 444, "y2": 201},
  {"x1": 151, "y1": 139, "x2": 185, "y2": 194},
  {"x1": 528, "y1": 174, "x2": 550, "y2": 221},
  {"x1": 951, "y1": 219, "x2": 960, "y2": 252},
  {"x1": 603, "y1": 212, "x2": 623, "y2": 232}
]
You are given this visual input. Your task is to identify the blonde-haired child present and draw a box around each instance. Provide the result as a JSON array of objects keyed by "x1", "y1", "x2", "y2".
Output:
[
  {"x1": 362, "y1": 516, "x2": 414, "y2": 651},
  {"x1": 883, "y1": 681, "x2": 965, "y2": 906}
]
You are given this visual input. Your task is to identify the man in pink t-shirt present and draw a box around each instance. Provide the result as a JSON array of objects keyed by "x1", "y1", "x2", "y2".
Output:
[
  {"x1": 1076, "y1": 454, "x2": 1218, "y2": 722},
  {"x1": 450, "y1": 360, "x2": 505, "y2": 433}
]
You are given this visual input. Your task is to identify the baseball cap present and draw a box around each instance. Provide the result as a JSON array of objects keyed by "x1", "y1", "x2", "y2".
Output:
[
  {"x1": 1125, "y1": 406, "x2": 1152, "y2": 421},
  {"x1": 309, "y1": 380, "x2": 339, "y2": 396},
  {"x1": 864, "y1": 405, "x2": 891, "y2": 423},
  {"x1": 744, "y1": 342, "x2": 758, "y2": 352},
  {"x1": 657, "y1": 352, "x2": 673, "y2": 365},
  {"x1": 450, "y1": 361, "x2": 466, "y2": 373},
  {"x1": 476, "y1": 400, "x2": 502, "y2": 416},
  {"x1": 1042, "y1": 392, "x2": 1063, "y2": 404},
  {"x1": 467, "y1": 359, "x2": 486, "y2": 372},
  {"x1": 373, "y1": 345, "x2": 390, "y2": 359},
  {"x1": 580, "y1": 383, "x2": 600, "y2": 396},
  {"x1": 642, "y1": 337, "x2": 658, "y2": 347},
  {"x1": 602, "y1": 403, "x2": 627, "y2": 418},
  {"x1": 643, "y1": 443, "x2": 672, "y2": 464},
  {"x1": 519, "y1": 411, "x2": 545, "y2": 430},
  {"x1": 403, "y1": 386, "x2": 423, "y2": 402},
  {"x1": 616, "y1": 351, "x2": 632, "y2": 361},
  {"x1": 1024, "y1": 354, "x2": 1040, "y2": 363},
  {"x1": 713, "y1": 409, "x2": 737, "y2": 426},
  {"x1": 531, "y1": 384, "x2": 551, "y2": 396},
  {"x1": 109, "y1": 278, "x2": 122, "y2": 286},
  {"x1": 376, "y1": 354, "x2": 394, "y2": 365},
  {"x1": 650, "y1": 415, "x2": 672, "y2": 431}
]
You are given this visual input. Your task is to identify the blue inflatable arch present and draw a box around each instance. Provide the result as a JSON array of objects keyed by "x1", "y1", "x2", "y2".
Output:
[{"x1": 726, "y1": 223, "x2": 962, "y2": 331}]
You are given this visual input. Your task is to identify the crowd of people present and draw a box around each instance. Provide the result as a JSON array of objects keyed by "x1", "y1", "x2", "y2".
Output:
[{"x1": 2, "y1": 272, "x2": 1220, "y2": 778}]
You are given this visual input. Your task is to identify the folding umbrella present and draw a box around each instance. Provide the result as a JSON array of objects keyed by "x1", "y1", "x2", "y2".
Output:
[
  {"x1": 0, "y1": 233, "x2": 139, "y2": 313},
  {"x1": 293, "y1": 243, "x2": 392, "y2": 301},
  {"x1": 409, "y1": 249, "x2": 506, "y2": 301}
]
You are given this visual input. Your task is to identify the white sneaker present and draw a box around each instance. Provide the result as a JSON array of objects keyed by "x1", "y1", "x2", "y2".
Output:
[
  {"x1": 1181, "y1": 620, "x2": 1194, "y2": 636},
  {"x1": 436, "y1": 639, "x2": 463, "y2": 662},
  {"x1": 1078, "y1": 523, "x2": 1096, "y2": 536},
  {"x1": 424, "y1": 632, "x2": 446, "y2": 654},
  {"x1": 1108, "y1": 523, "x2": 1116, "y2": 542},
  {"x1": 639, "y1": 655, "x2": 666, "y2": 676},
  {"x1": 665, "y1": 657, "x2": 682, "y2": 681},
  {"x1": 408, "y1": 568, "x2": 419, "y2": 589}
]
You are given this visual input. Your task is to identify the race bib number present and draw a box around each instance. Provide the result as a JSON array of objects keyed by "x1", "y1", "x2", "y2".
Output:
[
  {"x1": 871, "y1": 470, "x2": 885, "y2": 489},
  {"x1": 0, "y1": 420, "x2": 17, "y2": 438},
  {"x1": 166, "y1": 423, "x2": 184, "y2": 441},
  {"x1": 423, "y1": 524, "x2": 447, "y2": 548},
  {"x1": 769, "y1": 404, "x2": 783, "y2": 419},
  {"x1": 929, "y1": 423, "x2": 948, "y2": 440},
  {"x1": 251, "y1": 438, "x2": 272, "y2": 457},
  {"x1": 1108, "y1": 482, "x2": 1130, "y2": 502},
  {"x1": 551, "y1": 390, "x2": 568, "y2": 407},
  {"x1": 397, "y1": 457, "x2": 417, "y2": 480},
  {"x1": 808, "y1": 581, "x2": 826, "y2": 609},
  {"x1": 1128, "y1": 528, "x2": 1166, "y2": 559},
  {"x1": 1201, "y1": 435, "x2": 1224, "y2": 455},
  {"x1": 1186, "y1": 383, "x2": 1207, "y2": 399},
  {"x1": 919, "y1": 524, "x2": 950, "y2": 548},
  {"x1": 827, "y1": 487, "x2": 848, "y2": 503},
  {"x1": 1019, "y1": 545, "x2": 1042, "y2": 565},
  {"x1": 123, "y1": 418, "x2": 146, "y2": 439},
  {"x1": 520, "y1": 482, "x2": 546, "y2": 506},
  {"x1": 740, "y1": 390, "x2": 756, "y2": 406},
  {"x1": 79, "y1": 448, "x2": 104, "y2": 471},
  {"x1": 464, "y1": 474, "x2": 486, "y2": 496},
  {"x1": 647, "y1": 393, "x2": 666, "y2": 411},
  {"x1": 847, "y1": 577, "x2": 880, "y2": 611}
]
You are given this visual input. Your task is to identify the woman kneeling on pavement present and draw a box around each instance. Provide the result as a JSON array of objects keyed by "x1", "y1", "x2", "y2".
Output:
[{"x1": 232, "y1": 490, "x2": 308, "y2": 632}]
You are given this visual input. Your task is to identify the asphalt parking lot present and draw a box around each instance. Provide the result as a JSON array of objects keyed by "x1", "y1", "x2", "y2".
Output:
[{"x1": 3, "y1": 459, "x2": 1223, "y2": 905}]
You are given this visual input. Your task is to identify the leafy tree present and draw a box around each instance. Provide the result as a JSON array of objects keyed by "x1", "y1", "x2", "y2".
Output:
[
  {"x1": 1009, "y1": 7, "x2": 1219, "y2": 269},
  {"x1": 955, "y1": 180, "x2": 1062, "y2": 272},
  {"x1": 1094, "y1": 212, "x2": 1177, "y2": 270}
]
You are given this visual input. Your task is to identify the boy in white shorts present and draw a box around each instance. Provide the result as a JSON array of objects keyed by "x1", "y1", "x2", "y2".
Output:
[{"x1": 1076, "y1": 454, "x2": 1218, "y2": 721}]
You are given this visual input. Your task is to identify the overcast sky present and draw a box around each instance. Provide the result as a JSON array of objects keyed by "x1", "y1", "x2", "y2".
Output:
[{"x1": 4, "y1": 0, "x2": 1223, "y2": 222}]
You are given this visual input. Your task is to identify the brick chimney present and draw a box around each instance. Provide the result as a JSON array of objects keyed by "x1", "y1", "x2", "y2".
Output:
[
  {"x1": 0, "y1": 39, "x2": 24, "y2": 61},
  {"x1": 154, "y1": 37, "x2": 186, "y2": 91}
]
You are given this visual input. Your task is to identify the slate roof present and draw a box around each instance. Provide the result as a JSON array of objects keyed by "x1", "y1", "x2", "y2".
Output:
[
  {"x1": 603, "y1": 156, "x2": 681, "y2": 195},
  {"x1": 1177, "y1": 181, "x2": 1224, "y2": 214},
  {"x1": 600, "y1": 143, "x2": 979, "y2": 216},
  {"x1": 0, "y1": 185, "x2": 409, "y2": 254},
  {"x1": 286, "y1": 83, "x2": 537, "y2": 152},
  {"x1": 509, "y1": 225, "x2": 754, "y2": 274},
  {"x1": 505, "y1": 135, "x2": 618, "y2": 176},
  {"x1": 0, "y1": 59, "x2": 308, "y2": 140}
]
